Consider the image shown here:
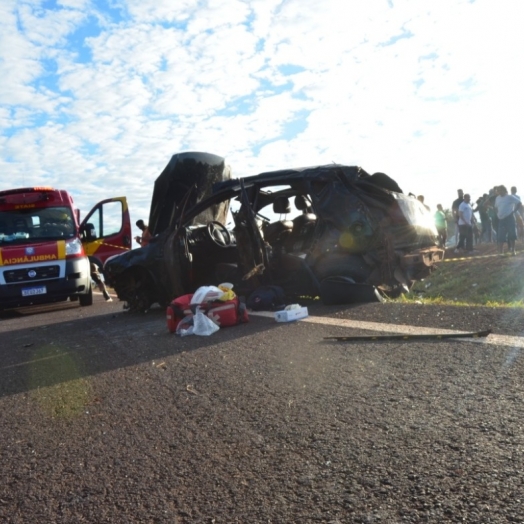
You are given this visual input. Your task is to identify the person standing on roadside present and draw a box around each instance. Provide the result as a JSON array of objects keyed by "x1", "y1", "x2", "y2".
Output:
[
  {"x1": 487, "y1": 187, "x2": 500, "y2": 239},
  {"x1": 495, "y1": 185, "x2": 521, "y2": 255},
  {"x1": 135, "y1": 219, "x2": 152, "y2": 247},
  {"x1": 417, "y1": 195, "x2": 430, "y2": 212},
  {"x1": 434, "y1": 203, "x2": 447, "y2": 248},
  {"x1": 510, "y1": 186, "x2": 524, "y2": 239},
  {"x1": 451, "y1": 189, "x2": 464, "y2": 247},
  {"x1": 456, "y1": 193, "x2": 474, "y2": 253},
  {"x1": 511, "y1": 186, "x2": 521, "y2": 203},
  {"x1": 474, "y1": 194, "x2": 492, "y2": 243},
  {"x1": 90, "y1": 262, "x2": 112, "y2": 302}
]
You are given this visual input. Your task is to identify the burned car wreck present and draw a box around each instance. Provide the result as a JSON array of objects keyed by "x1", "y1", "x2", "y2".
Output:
[{"x1": 104, "y1": 152, "x2": 444, "y2": 311}]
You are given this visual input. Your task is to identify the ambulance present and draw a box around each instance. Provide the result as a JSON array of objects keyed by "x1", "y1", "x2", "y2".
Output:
[{"x1": 0, "y1": 187, "x2": 131, "y2": 309}]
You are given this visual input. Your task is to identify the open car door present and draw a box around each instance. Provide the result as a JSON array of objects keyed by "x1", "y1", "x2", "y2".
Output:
[
  {"x1": 80, "y1": 197, "x2": 132, "y2": 267},
  {"x1": 232, "y1": 179, "x2": 272, "y2": 290}
]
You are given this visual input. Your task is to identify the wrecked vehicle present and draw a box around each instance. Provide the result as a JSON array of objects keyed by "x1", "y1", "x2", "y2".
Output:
[{"x1": 104, "y1": 152, "x2": 444, "y2": 311}]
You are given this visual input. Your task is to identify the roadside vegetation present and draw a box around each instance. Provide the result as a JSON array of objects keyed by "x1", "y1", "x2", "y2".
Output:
[{"x1": 398, "y1": 243, "x2": 524, "y2": 307}]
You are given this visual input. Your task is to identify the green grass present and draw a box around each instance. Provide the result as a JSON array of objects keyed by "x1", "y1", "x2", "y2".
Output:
[{"x1": 397, "y1": 251, "x2": 524, "y2": 308}]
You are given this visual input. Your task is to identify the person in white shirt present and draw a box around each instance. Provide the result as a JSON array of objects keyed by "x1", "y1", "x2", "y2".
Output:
[
  {"x1": 456, "y1": 194, "x2": 474, "y2": 253},
  {"x1": 495, "y1": 185, "x2": 521, "y2": 255}
]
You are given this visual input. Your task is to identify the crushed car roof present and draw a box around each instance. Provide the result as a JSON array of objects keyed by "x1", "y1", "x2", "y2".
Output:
[{"x1": 213, "y1": 164, "x2": 403, "y2": 194}]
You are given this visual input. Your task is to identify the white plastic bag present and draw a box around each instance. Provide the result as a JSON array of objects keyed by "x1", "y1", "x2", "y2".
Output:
[
  {"x1": 193, "y1": 309, "x2": 220, "y2": 336},
  {"x1": 176, "y1": 315, "x2": 195, "y2": 337},
  {"x1": 190, "y1": 285, "x2": 224, "y2": 305}
]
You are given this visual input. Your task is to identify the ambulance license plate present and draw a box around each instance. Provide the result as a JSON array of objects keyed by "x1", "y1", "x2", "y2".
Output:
[{"x1": 22, "y1": 285, "x2": 47, "y2": 297}]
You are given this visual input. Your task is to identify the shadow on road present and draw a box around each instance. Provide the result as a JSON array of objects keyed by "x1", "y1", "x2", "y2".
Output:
[{"x1": 0, "y1": 306, "x2": 283, "y2": 398}]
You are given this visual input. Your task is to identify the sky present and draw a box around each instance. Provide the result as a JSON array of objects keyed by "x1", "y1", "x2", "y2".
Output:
[{"x1": 2, "y1": 0, "x2": 524, "y2": 240}]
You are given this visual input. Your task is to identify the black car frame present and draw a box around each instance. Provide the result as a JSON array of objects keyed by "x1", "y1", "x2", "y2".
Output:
[{"x1": 104, "y1": 152, "x2": 444, "y2": 311}]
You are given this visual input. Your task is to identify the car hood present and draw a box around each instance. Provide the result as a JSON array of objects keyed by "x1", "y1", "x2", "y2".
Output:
[{"x1": 148, "y1": 152, "x2": 231, "y2": 236}]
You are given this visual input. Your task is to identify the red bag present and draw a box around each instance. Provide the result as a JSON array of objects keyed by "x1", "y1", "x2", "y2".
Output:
[
  {"x1": 201, "y1": 297, "x2": 249, "y2": 327},
  {"x1": 166, "y1": 294, "x2": 194, "y2": 333},
  {"x1": 167, "y1": 294, "x2": 249, "y2": 333}
]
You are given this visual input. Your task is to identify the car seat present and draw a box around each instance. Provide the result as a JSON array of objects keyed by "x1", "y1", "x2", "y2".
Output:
[
  {"x1": 84, "y1": 222, "x2": 97, "y2": 240},
  {"x1": 263, "y1": 196, "x2": 293, "y2": 247},
  {"x1": 13, "y1": 218, "x2": 30, "y2": 235},
  {"x1": 286, "y1": 195, "x2": 317, "y2": 253}
]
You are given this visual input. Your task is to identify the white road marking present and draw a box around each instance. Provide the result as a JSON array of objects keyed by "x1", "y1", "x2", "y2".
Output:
[
  {"x1": 250, "y1": 311, "x2": 524, "y2": 348},
  {"x1": 93, "y1": 291, "x2": 117, "y2": 298}
]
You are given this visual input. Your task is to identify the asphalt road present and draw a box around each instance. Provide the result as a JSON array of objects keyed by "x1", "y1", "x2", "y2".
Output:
[{"x1": 1, "y1": 294, "x2": 524, "y2": 523}]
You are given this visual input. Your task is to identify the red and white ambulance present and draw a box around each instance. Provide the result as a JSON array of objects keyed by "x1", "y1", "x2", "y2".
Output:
[{"x1": 0, "y1": 187, "x2": 131, "y2": 309}]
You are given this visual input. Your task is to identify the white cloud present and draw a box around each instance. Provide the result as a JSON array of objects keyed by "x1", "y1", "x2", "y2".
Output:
[
  {"x1": 1, "y1": 0, "x2": 524, "y2": 226},
  {"x1": 17, "y1": 2, "x2": 87, "y2": 46},
  {"x1": 120, "y1": 0, "x2": 198, "y2": 23}
]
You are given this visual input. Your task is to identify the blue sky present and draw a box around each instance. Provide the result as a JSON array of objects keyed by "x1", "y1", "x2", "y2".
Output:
[{"x1": 1, "y1": 0, "x2": 524, "y2": 240}]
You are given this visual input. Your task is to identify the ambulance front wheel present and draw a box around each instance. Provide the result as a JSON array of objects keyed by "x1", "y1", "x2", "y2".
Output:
[{"x1": 79, "y1": 284, "x2": 93, "y2": 306}]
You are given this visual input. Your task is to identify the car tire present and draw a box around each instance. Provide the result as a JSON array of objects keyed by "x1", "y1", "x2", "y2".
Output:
[
  {"x1": 313, "y1": 253, "x2": 373, "y2": 283},
  {"x1": 79, "y1": 284, "x2": 93, "y2": 306},
  {"x1": 116, "y1": 269, "x2": 154, "y2": 312},
  {"x1": 320, "y1": 277, "x2": 383, "y2": 305}
]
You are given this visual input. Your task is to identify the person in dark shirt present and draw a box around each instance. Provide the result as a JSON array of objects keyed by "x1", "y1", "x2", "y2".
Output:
[
  {"x1": 487, "y1": 187, "x2": 499, "y2": 239},
  {"x1": 451, "y1": 189, "x2": 464, "y2": 247},
  {"x1": 474, "y1": 194, "x2": 492, "y2": 243}
]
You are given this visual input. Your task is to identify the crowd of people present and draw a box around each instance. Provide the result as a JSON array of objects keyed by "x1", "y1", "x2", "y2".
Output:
[{"x1": 428, "y1": 186, "x2": 523, "y2": 255}]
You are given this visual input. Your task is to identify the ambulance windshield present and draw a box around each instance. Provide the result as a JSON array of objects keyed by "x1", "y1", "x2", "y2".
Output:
[{"x1": 0, "y1": 207, "x2": 76, "y2": 244}]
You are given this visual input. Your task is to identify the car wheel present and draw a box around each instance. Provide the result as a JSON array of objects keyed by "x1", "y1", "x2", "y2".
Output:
[
  {"x1": 79, "y1": 284, "x2": 93, "y2": 306},
  {"x1": 116, "y1": 269, "x2": 154, "y2": 312},
  {"x1": 313, "y1": 253, "x2": 373, "y2": 283},
  {"x1": 320, "y1": 277, "x2": 384, "y2": 305}
]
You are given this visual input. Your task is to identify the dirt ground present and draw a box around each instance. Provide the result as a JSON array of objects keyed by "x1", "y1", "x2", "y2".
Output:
[{"x1": 2, "y1": 291, "x2": 524, "y2": 523}]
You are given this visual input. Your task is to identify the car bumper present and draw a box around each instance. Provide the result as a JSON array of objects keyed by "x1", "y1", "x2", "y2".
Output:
[
  {"x1": 399, "y1": 246, "x2": 445, "y2": 280},
  {"x1": 0, "y1": 257, "x2": 91, "y2": 308}
]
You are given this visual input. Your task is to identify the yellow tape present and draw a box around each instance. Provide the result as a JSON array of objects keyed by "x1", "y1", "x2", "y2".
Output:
[
  {"x1": 442, "y1": 251, "x2": 517, "y2": 262},
  {"x1": 97, "y1": 241, "x2": 131, "y2": 251},
  {"x1": 85, "y1": 240, "x2": 131, "y2": 253}
]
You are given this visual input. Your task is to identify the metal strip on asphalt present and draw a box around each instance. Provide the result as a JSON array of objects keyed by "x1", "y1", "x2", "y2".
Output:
[{"x1": 250, "y1": 312, "x2": 524, "y2": 348}]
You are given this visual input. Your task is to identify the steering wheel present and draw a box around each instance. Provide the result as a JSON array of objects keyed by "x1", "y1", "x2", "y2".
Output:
[{"x1": 207, "y1": 221, "x2": 232, "y2": 248}]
